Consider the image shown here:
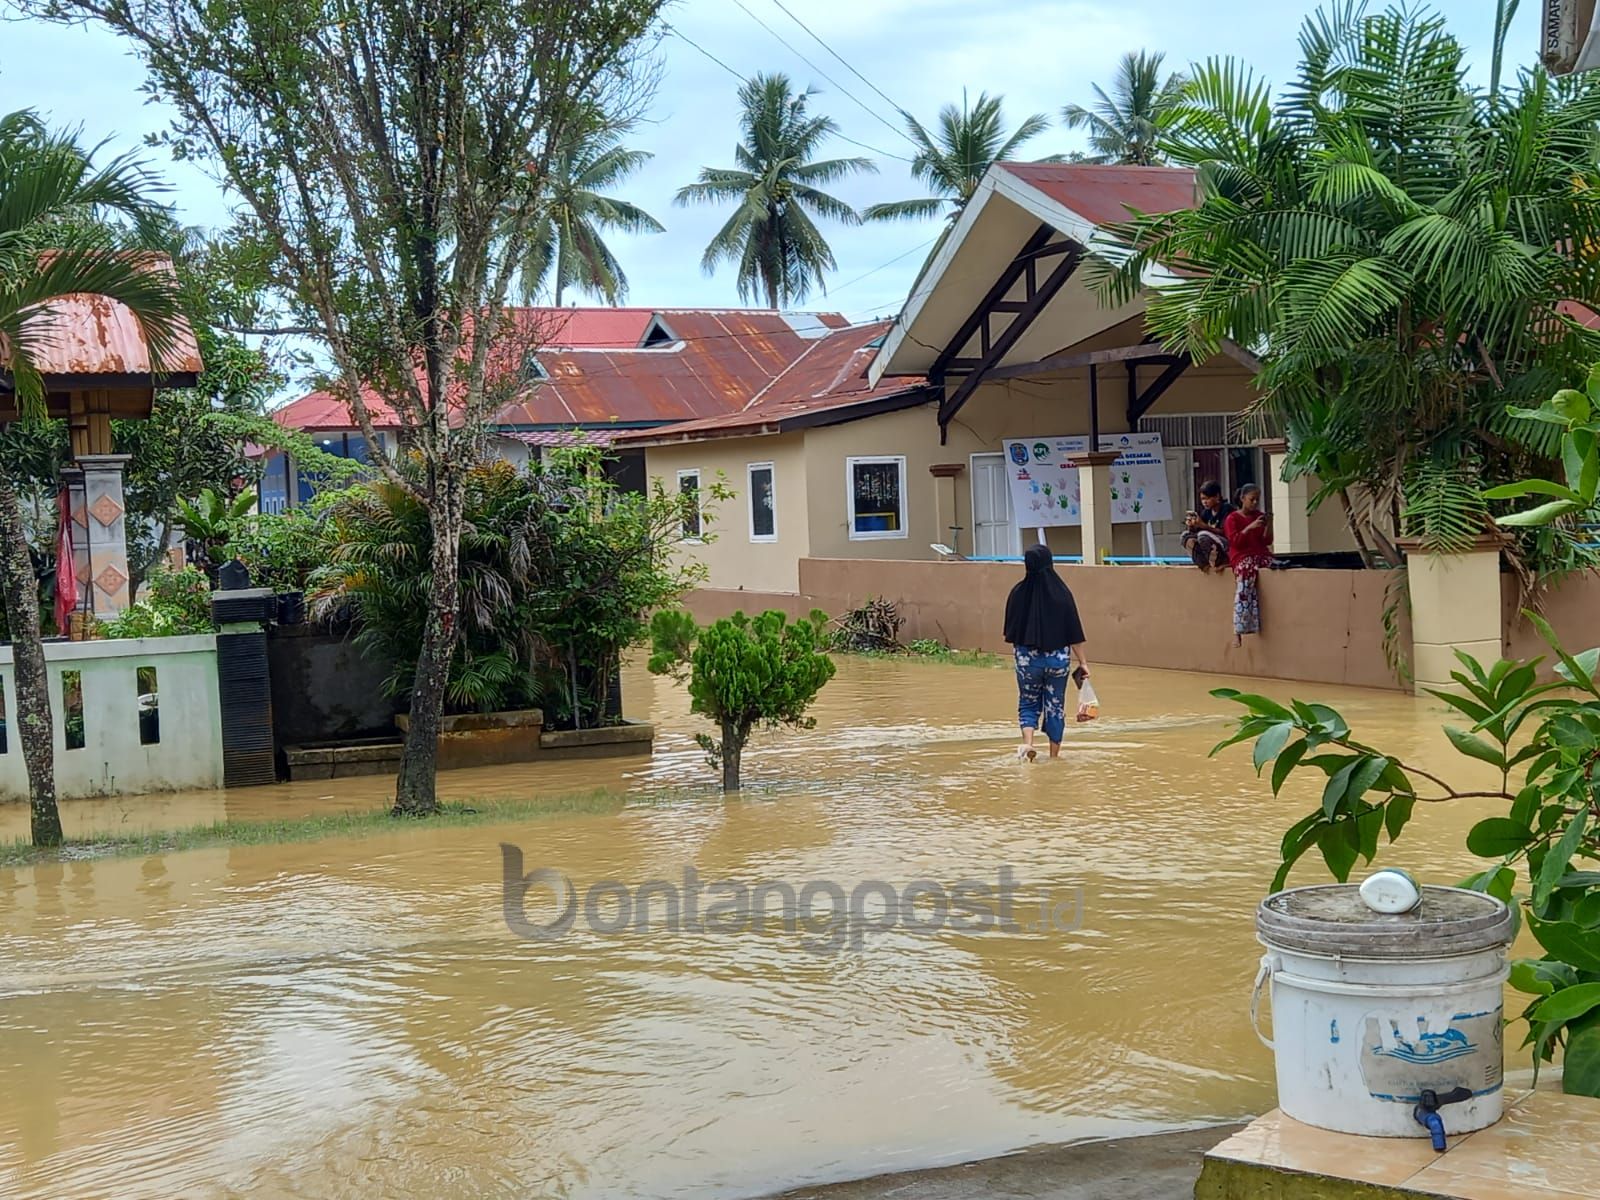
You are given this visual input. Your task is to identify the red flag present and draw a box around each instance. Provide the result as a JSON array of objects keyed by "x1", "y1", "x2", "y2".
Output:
[{"x1": 55, "y1": 487, "x2": 75, "y2": 634}]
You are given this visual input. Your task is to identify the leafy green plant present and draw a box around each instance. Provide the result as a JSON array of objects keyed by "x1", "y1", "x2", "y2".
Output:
[
  {"x1": 648, "y1": 608, "x2": 836, "y2": 791},
  {"x1": 311, "y1": 453, "x2": 704, "y2": 723},
  {"x1": 1213, "y1": 622, "x2": 1600, "y2": 1095},
  {"x1": 228, "y1": 505, "x2": 337, "y2": 595},
  {"x1": 1486, "y1": 363, "x2": 1600, "y2": 527},
  {"x1": 101, "y1": 567, "x2": 212, "y2": 639},
  {"x1": 177, "y1": 487, "x2": 257, "y2": 580},
  {"x1": 1091, "y1": 4, "x2": 1600, "y2": 587}
]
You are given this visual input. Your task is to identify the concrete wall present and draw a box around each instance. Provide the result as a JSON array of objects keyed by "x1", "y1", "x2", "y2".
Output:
[
  {"x1": 1504, "y1": 572, "x2": 1600, "y2": 664},
  {"x1": 687, "y1": 558, "x2": 1404, "y2": 690},
  {"x1": 0, "y1": 634, "x2": 225, "y2": 802},
  {"x1": 645, "y1": 433, "x2": 810, "y2": 592},
  {"x1": 267, "y1": 623, "x2": 400, "y2": 746}
]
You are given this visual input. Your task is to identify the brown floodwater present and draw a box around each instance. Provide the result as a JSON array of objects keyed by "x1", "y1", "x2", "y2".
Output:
[{"x1": 0, "y1": 658, "x2": 1510, "y2": 1199}]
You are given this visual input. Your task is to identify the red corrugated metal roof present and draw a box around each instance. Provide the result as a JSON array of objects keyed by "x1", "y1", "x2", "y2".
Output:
[
  {"x1": 513, "y1": 307, "x2": 655, "y2": 347},
  {"x1": 995, "y1": 162, "x2": 1199, "y2": 225},
  {"x1": 273, "y1": 307, "x2": 854, "y2": 433},
  {"x1": 18, "y1": 255, "x2": 203, "y2": 378},
  {"x1": 496, "y1": 309, "x2": 842, "y2": 427},
  {"x1": 613, "y1": 321, "x2": 930, "y2": 445}
]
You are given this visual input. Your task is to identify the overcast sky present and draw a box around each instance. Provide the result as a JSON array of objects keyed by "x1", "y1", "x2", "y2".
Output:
[{"x1": 0, "y1": 0, "x2": 1542, "y2": 330}]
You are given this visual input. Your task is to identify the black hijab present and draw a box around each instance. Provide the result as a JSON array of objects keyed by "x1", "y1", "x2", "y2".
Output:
[{"x1": 1004, "y1": 545, "x2": 1086, "y2": 651}]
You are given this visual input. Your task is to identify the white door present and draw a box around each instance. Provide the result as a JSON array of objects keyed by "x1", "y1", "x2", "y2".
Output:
[{"x1": 970, "y1": 453, "x2": 1015, "y2": 558}]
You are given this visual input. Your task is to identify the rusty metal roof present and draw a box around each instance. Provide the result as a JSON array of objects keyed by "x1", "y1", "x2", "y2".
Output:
[
  {"x1": 614, "y1": 321, "x2": 932, "y2": 446},
  {"x1": 14, "y1": 255, "x2": 203, "y2": 381},
  {"x1": 273, "y1": 307, "x2": 855, "y2": 433},
  {"x1": 994, "y1": 162, "x2": 1199, "y2": 226}
]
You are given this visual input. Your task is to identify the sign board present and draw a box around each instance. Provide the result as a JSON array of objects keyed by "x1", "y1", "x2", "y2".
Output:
[
  {"x1": 1543, "y1": 0, "x2": 1600, "y2": 73},
  {"x1": 1001, "y1": 432, "x2": 1173, "y2": 528}
]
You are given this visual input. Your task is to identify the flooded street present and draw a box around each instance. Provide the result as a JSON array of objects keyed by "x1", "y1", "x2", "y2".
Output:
[{"x1": 0, "y1": 658, "x2": 1502, "y2": 1199}]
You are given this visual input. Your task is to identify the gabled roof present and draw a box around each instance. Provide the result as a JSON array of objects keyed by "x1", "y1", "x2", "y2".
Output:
[
  {"x1": 271, "y1": 307, "x2": 853, "y2": 434},
  {"x1": 495, "y1": 309, "x2": 850, "y2": 428},
  {"x1": 871, "y1": 162, "x2": 1197, "y2": 382},
  {"x1": 614, "y1": 321, "x2": 931, "y2": 446}
]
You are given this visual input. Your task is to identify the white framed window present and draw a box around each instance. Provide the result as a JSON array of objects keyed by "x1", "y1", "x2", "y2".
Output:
[
  {"x1": 748, "y1": 462, "x2": 777, "y2": 542},
  {"x1": 676, "y1": 469, "x2": 703, "y2": 541},
  {"x1": 846, "y1": 456, "x2": 908, "y2": 540}
]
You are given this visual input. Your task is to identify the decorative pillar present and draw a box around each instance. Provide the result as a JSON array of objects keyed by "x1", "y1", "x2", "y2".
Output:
[
  {"x1": 1069, "y1": 450, "x2": 1120, "y2": 565},
  {"x1": 66, "y1": 453, "x2": 133, "y2": 619},
  {"x1": 1402, "y1": 535, "x2": 1505, "y2": 693},
  {"x1": 1256, "y1": 438, "x2": 1312, "y2": 555},
  {"x1": 929, "y1": 463, "x2": 966, "y2": 554}
]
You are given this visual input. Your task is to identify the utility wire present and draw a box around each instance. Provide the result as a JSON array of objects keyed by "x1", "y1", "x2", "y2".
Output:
[
  {"x1": 668, "y1": 20, "x2": 913, "y2": 165},
  {"x1": 664, "y1": 23, "x2": 744, "y2": 83},
  {"x1": 726, "y1": 0, "x2": 920, "y2": 153},
  {"x1": 765, "y1": 0, "x2": 910, "y2": 117}
]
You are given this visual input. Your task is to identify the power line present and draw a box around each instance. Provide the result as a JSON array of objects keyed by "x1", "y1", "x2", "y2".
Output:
[
  {"x1": 826, "y1": 236, "x2": 938, "y2": 297},
  {"x1": 664, "y1": 24, "x2": 743, "y2": 83},
  {"x1": 725, "y1": 0, "x2": 920, "y2": 154},
  {"x1": 668, "y1": 20, "x2": 912, "y2": 163},
  {"x1": 764, "y1": 0, "x2": 909, "y2": 117}
]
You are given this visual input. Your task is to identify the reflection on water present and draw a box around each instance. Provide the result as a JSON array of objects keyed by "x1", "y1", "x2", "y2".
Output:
[{"x1": 0, "y1": 659, "x2": 1503, "y2": 1199}]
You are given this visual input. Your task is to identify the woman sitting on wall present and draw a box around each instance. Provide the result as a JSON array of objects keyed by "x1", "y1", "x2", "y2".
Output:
[{"x1": 1223, "y1": 485, "x2": 1272, "y2": 646}]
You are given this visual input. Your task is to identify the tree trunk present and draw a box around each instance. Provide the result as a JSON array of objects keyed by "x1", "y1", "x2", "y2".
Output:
[
  {"x1": 0, "y1": 471, "x2": 61, "y2": 846},
  {"x1": 393, "y1": 475, "x2": 463, "y2": 817},
  {"x1": 720, "y1": 718, "x2": 744, "y2": 792}
]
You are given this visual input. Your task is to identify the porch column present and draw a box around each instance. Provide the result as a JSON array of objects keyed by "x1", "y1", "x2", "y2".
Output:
[
  {"x1": 1402, "y1": 535, "x2": 1504, "y2": 693},
  {"x1": 1069, "y1": 451, "x2": 1119, "y2": 565},
  {"x1": 74, "y1": 454, "x2": 134, "y2": 619},
  {"x1": 1256, "y1": 438, "x2": 1312, "y2": 555},
  {"x1": 929, "y1": 463, "x2": 966, "y2": 555}
]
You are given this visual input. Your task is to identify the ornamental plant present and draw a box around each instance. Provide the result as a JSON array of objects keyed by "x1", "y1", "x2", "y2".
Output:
[
  {"x1": 101, "y1": 567, "x2": 213, "y2": 639},
  {"x1": 648, "y1": 608, "x2": 836, "y2": 791},
  {"x1": 1215, "y1": 620, "x2": 1600, "y2": 1096}
]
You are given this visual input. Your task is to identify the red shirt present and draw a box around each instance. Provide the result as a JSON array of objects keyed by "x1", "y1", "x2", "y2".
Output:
[{"x1": 1224, "y1": 509, "x2": 1272, "y2": 562}]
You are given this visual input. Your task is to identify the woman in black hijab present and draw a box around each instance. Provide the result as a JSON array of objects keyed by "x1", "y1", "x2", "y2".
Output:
[{"x1": 1003, "y1": 545, "x2": 1089, "y2": 761}]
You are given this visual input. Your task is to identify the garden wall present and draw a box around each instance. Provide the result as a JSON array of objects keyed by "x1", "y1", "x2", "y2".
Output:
[
  {"x1": 1503, "y1": 572, "x2": 1600, "y2": 664},
  {"x1": 0, "y1": 634, "x2": 224, "y2": 802},
  {"x1": 266, "y1": 623, "x2": 400, "y2": 746},
  {"x1": 686, "y1": 558, "x2": 1405, "y2": 691}
]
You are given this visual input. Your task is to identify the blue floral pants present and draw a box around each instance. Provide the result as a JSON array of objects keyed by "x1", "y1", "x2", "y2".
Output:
[{"x1": 1014, "y1": 645, "x2": 1070, "y2": 744}]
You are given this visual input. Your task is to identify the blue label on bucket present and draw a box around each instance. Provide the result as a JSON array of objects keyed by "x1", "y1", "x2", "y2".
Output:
[{"x1": 1359, "y1": 1010, "x2": 1503, "y2": 1104}]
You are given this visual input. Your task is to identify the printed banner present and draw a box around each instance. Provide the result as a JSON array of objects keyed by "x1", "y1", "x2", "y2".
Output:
[{"x1": 1002, "y1": 432, "x2": 1173, "y2": 528}]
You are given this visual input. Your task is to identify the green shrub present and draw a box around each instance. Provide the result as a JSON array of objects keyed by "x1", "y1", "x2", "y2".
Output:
[
  {"x1": 648, "y1": 608, "x2": 835, "y2": 791},
  {"x1": 228, "y1": 505, "x2": 332, "y2": 595},
  {"x1": 310, "y1": 452, "x2": 703, "y2": 722},
  {"x1": 102, "y1": 567, "x2": 212, "y2": 639}
]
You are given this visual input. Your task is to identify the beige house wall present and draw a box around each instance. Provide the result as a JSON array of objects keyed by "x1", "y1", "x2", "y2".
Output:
[
  {"x1": 643, "y1": 433, "x2": 809, "y2": 593},
  {"x1": 644, "y1": 332, "x2": 1355, "y2": 592}
]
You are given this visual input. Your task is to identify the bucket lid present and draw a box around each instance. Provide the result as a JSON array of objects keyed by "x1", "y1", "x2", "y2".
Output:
[{"x1": 1257, "y1": 884, "x2": 1513, "y2": 958}]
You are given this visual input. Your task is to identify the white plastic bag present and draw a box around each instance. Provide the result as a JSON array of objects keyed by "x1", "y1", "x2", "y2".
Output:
[{"x1": 1076, "y1": 678, "x2": 1100, "y2": 723}]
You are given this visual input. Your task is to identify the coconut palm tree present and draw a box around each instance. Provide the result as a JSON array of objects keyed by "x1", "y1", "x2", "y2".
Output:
[
  {"x1": 519, "y1": 127, "x2": 664, "y2": 305},
  {"x1": 863, "y1": 91, "x2": 1055, "y2": 225},
  {"x1": 676, "y1": 73, "x2": 874, "y2": 309},
  {"x1": 0, "y1": 109, "x2": 185, "y2": 846},
  {"x1": 1062, "y1": 51, "x2": 1189, "y2": 165}
]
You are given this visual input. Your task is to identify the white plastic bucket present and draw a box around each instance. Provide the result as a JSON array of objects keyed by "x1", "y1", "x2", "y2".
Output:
[{"x1": 1253, "y1": 885, "x2": 1513, "y2": 1138}]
